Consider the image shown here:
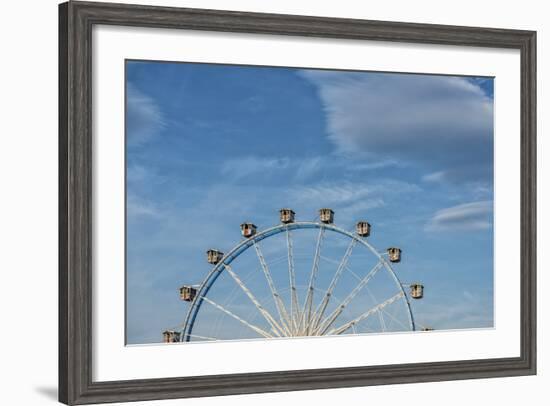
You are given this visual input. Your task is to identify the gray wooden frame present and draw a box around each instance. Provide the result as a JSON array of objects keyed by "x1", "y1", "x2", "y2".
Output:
[{"x1": 59, "y1": 1, "x2": 537, "y2": 404}]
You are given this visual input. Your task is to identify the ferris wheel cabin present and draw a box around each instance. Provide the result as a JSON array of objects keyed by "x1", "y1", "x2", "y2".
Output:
[
  {"x1": 410, "y1": 283, "x2": 424, "y2": 299},
  {"x1": 387, "y1": 247, "x2": 402, "y2": 263},
  {"x1": 279, "y1": 208, "x2": 295, "y2": 224},
  {"x1": 179, "y1": 285, "x2": 197, "y2": 302},
  {"x1": 240, "y1": 223, "x2": 257, "y2": 238},
  {"x1": 207, "y1": 249, "x2": 224, "y2": 264},
  {"x1": 319, "y1": 208, "x2": 334, "y2": 224},
  {"x1": 162, "y1": 330, "x2": 181, "y2": 343},
  {"x1": 356, "y1": 221, "x2": 371, "y2": 237}
]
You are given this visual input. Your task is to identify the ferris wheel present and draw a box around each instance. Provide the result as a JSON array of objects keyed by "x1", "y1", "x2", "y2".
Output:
[{"x1": 162, "y1": 208, "x2": 425, "y2": 343}]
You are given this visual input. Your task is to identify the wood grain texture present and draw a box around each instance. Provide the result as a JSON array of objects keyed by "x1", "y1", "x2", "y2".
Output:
[
  {"x1": 58, "y1": 1, "x2": 537, "y2": 404},
  {"x1": 58, "y1": 3, "x2": 69, "y2": 403}
]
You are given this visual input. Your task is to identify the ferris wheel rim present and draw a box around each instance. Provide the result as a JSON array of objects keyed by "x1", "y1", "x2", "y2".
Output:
[{"x1": 180, "y1": 221, "x2": 415, "y2": 341}]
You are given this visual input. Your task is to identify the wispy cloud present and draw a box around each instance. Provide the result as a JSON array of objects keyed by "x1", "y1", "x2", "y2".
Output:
[
  {"x1": 421, "y1": 164, "x2": 493, "y2": 185},
  {"x1": 127, "y1": 194, "x2": 162, "y2": 218},
  {"x1": 220, "y1": 155, "x2": 405, "y2": 183},
  {"x1": 220, "y1": 156, "x2": 290, "y2": 180},
  {"x1": 425, "y1": 200, "x2": 493, "y2": 231},
  {"x1": 422, "y1": 171, "x2": 446, "y2": 183},
  {"x1": 220, "y1": 155, "x2": 326, "y2": 183},
  {"x1": 417, "y1": 289, "x2": 493, "y2": 330},
  {"x1": 293, "y1": 157, "x2": 323, "y2": 181},
  {"x1": 291, "y1": 182, "x2": 380, "y2": 206},
  {"x1": 287, "y1": 180, "x2": 421, "y2": 221},
  {"x1": 349, "y1": 159, "x2": 406, "y2": 171},
  {"x1": 299, "y1": 70, "x2": 493, "y2": 183},
  {"x1": 127, "y1": 164, "x2": 166, "y2": 185},
  {"x1": 126, "y1": 83, "x2": 166, "y2": 146}
]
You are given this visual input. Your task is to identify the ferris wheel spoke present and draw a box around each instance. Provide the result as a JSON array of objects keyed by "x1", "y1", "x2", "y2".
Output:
[
  {"x1": 310, "y1": 239, "x2": 357, "y2": 332},
  {"x1": 380, "y1": 307, "x2": 406, "y2": 330},
  {"x1": 300, "y1": 227, "x2": 326, "y2": 335},
  {"x1": 200, "y1": 296, "x2": 273, "y2": 339},
  {"x1": 315, "y1": 261, "x2": 384, "y2": 335},
  {"x1": 378, "y1": 310, "x2": 387, "y2": 332},
  {"x1": 186, "y1": 334, "x2": 218, "y2": 341},
  {"x1": 364, "y1": 285, "x2": 387, "y2": 332},
  {"x1": 345, "y1": 266, "x2": 363, "y2": 282},
  {"x1": 327, "y1": 291, "x2": 405, "y2": 336},
  {"x1": 286, "y1": 228, "x2": 300, "y2": 334},
  {"x1": 253, "y1": 241, "x2": 293, "y2": 334},
  {"x1": 380, "y1": 298, "x2": 409, "y2": 330},
  {"x1": 348, "y1": 266, "x2": 406, "y2": 330},
  {"x1": 223, "y1": 264, "x2": 286, "y2": 337}
]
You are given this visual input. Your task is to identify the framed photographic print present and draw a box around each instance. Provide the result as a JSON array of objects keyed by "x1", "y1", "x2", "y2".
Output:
[{"x1": 59, "y1": 1, "x2": 536, "y2": 404}]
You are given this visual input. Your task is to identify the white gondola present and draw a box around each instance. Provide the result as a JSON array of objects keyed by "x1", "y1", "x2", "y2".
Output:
[
  {"x1": 162, "y1": 330, "x2": 181, "y2": 343},
  {"x1": 179, "y1": 285, "x2": 197, "y2": 302},
  {"x1": 387, "y1": 247, "x2": 402, "y2": 263},
  {"x1": 319, "y1": 208, "x2": 334, "y2": 224},
  {"x1": 356, "y1": 221, "x2": 371, "y2": 237},
  {"x1": 206, "y1": 249, "x2": 224, "y2": 264},
  {"x1": 240, "y1": 223, "x2": 257, "y2": 238},
  {"x1": 410, "y1": 283, "x2": 424, "y2": 299},
  {"x1": 279, "y1": 208, "x2": 295, "y2": 224}
]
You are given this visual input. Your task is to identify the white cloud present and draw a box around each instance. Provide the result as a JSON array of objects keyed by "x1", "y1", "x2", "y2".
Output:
[
  {"x1": 300, "y1": 70, "x2": 493, "y2": 183},
  {"x1": 126, "y1": 83, "x2": 165, "y2": 145},
  {"x1": 220, "y1": 155, "x2": 405, "y2": 184},
  {"x1": 417, "y1": 292, "x2": 493, "y2": 329},
  {"x1": 221, "y1": 156, "x2": 290, "y2": 180},
  {"x1": 291, "y1": 180, "x2": 419, "y2": 204},
  {"x1": 422, "y1": 171, "x2": 446, "y2": 183},
  {"x1": 291, "y1": 182, "x2": 376, "y2": 205},
  {"x1": 421, "y1": 164, "x2": 494, "y2": 185},
  {"x1": 349, "y1": 159, "x2": 405, "y2": 171},
  {"x1": 127, "y1": 164, "x2": 166, "y2": 186},
  {"x1": 127, "y1": 194, "x2": 161, "y2": 218},
  {"x1": 293, "y1": 156, "x2": 323, "y2": 181},
  {"x1": 220, "y1": 156, "x2": 328, "y2": 182},
  {"x1": 127, "y1": 165, "x2": 150, "y2": 183},
  {"x1": 425, "y1": 200, "x2": 493, "y2": 231},
  {"x1": 286, "y1": 180, "x2": 421, "y2": 221}
]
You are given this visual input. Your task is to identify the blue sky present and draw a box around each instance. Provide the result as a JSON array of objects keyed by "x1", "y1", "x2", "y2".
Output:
[{"x1": 126, "y1": 60, "x2": 494, "y2": 344}]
